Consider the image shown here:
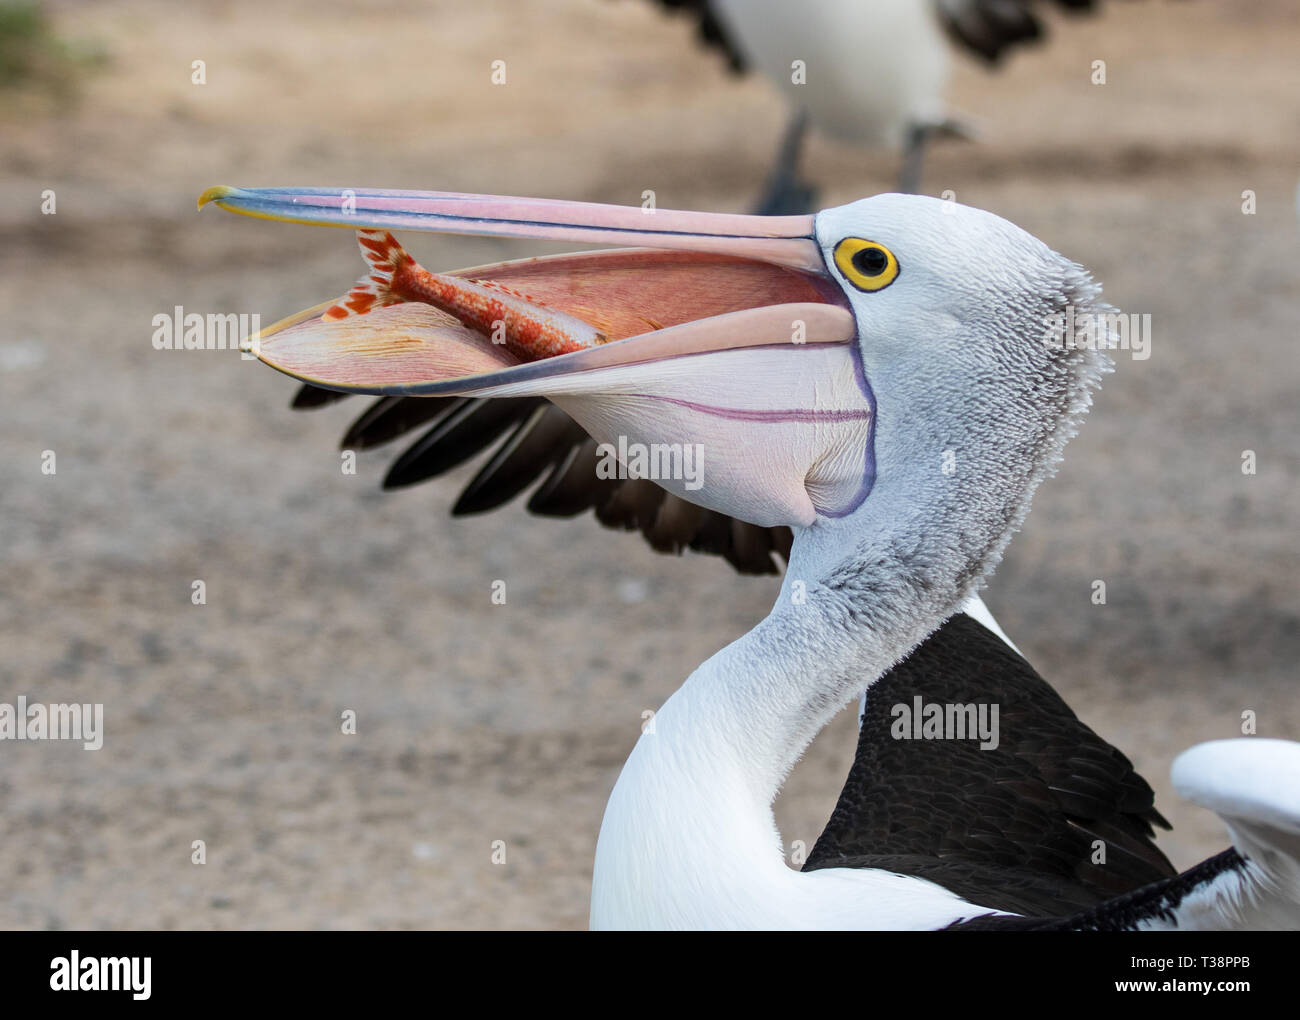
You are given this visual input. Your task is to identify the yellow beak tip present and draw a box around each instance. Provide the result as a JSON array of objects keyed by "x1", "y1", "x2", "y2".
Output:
[{"x1": 197, "y1": 184, "x2": 237, "y2": 212}]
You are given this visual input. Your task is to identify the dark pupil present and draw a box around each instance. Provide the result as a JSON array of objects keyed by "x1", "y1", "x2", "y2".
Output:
[{"x1": 852, "y1": 246, "x2": 888, "y2": 277}]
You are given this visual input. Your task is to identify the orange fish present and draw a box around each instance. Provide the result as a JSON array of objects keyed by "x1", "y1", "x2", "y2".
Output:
[{"x1": 324, "y1": 229, "x2": 608, "y2": 361}]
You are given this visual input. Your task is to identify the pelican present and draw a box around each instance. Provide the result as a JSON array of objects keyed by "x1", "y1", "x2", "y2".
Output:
[
  {"x1": 200, "y1": 184, "x2": 1300, "y2": 929},
  {"x1": 653, "y1": 0, "x2": 1126, "y2": 207}
]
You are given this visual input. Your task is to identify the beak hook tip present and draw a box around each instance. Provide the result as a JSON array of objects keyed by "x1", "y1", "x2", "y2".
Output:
[{"x1": 197, "y1": 184, "x2": 237, "y2": 212}]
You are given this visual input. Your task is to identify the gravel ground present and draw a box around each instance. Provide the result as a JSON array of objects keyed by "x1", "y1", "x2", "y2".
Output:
[{"x1": 1, "y1": 0, "x2": 1297, "y2": 929}]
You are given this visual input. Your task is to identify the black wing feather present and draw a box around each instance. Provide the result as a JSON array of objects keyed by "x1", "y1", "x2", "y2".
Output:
[
  {"x1": 803, "y1": 613, "x2": 1175, "y2": 917},
  {"x1": 381, "y1": 398, "x2": 540, "y2": 491},
  {"x1": 454, "y1": 405, "x2": 588, "y2": 515},
  {"x1": 292, "y1": 383, "x2": 350, "y2": 409},
  {"x1": 528, "y1": 438, "x2": 619, "y2": 517},
  {"x1": 292, "y1": 386, "x2": 789, "y2": 575},
  {"x1": 646, "y1": 0, "x2": 748, "y2": 73},
  {"x1": 934, "y1": 0, "x2": 1103, "y2": 65},
  {"x1": 340, "y1": 394, "x2": 458, "y2": 451},
  {"x1": 645, "y1": 0, "x2": 1111, "y2": 74}
]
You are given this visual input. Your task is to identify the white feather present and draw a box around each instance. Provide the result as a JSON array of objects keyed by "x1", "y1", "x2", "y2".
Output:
[
  {"x1": 1150, "y1": 739, "x2": 1300, "y2": 930},
  {"x1": 711, "y1": 0, "x2": 950, "y2": 147}
]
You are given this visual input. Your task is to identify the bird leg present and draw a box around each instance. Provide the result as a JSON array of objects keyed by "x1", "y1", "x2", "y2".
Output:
[
  {"x1": 899, "y1": 118, "x2": 975, "y2": 195},
  {"x1": 752, "y1": 108, "x2": 818, "y2": 216},
  {"x1": 898, "y1": 123, "x2": 932, "y2": 195}
]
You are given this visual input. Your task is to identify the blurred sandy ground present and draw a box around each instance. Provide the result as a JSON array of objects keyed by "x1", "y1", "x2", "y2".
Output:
[{"x1": 0, "y1": 0, "x2": 1297, "y2": 929}]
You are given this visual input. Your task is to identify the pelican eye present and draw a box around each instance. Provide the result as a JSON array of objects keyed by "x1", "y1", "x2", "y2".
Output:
[{"x1": 834, "y1": 238, "x2": 899, "y2": 293}]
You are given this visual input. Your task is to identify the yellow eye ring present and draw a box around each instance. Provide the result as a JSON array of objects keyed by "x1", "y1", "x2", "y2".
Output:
[{"x1": 833, "y1": 238, "x2": 899, "y2": 292}]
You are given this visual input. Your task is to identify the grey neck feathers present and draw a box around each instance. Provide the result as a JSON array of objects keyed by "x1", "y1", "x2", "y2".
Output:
[{"x1": 688, "y1": 297, "x2": 1114, "y2": 800}]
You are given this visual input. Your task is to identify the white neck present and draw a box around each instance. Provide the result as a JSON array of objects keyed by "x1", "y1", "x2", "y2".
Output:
[{"x1": 589, "y1": 470, "x2": 995, "y2": 929}]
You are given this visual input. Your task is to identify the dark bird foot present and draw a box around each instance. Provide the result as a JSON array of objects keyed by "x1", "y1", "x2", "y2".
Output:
[
  {"x1": 752, "y1": 107, "x2": 818, "y2": 215},
  {"x1": 899, "y1": 118, "x2": 976, "y2": 195},
  {"x1": 751, "y1": 178, "x2": 819, "y2": 216}
]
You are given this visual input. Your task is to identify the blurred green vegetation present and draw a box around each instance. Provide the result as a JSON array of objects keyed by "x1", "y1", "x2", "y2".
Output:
[{"x1": 0, "y1": 1, "x2": 107, "y2": 99}]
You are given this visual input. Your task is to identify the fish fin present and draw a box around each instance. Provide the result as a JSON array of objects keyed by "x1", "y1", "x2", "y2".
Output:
[{"x1": 322, "y1": 230, "x2": 414, "y2": 321}]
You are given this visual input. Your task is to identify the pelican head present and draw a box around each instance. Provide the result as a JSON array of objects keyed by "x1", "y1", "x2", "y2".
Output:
[{"x1": 200, "y1": 187, "x2": 1112, "y2": 570}]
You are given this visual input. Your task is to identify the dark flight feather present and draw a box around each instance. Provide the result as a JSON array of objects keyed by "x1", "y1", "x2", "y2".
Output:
[
  {"x1": 944, "y1": 849, "x2": 1246, "y2": 930},
  {"x1": 804, "y1": 612, "x2": 1175, "y2": 918},
  {"x1": 646, "y1": 0, "x2": 748, "y2": 72},
  {"x1": 292, "y1": 385, "x2": 790, "y2": 574},
  {"x1": 934, "y1": 0, "x2": 1118, "y2": 66},
  {"x1": 648, "y1": 0, "x2": 1112, "y2": 71}
]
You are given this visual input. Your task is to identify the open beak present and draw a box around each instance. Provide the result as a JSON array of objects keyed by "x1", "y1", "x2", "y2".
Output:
[{"x1": 200, "y1": 186, "x2": 873, "y2": 527}]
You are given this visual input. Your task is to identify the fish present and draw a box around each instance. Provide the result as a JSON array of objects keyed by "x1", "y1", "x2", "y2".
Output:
[{"x1": 324, "y1": 229, "x2": 609, "y2": 361}]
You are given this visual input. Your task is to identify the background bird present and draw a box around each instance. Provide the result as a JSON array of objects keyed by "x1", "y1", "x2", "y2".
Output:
[{"x1": 652, "y1": 0, "x2": 1146, "y2": 209}]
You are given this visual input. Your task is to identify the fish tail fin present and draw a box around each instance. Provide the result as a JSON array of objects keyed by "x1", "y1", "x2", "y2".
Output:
[{"x1": 322, "y1": 230, "x2": 414, "y2": 321}]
